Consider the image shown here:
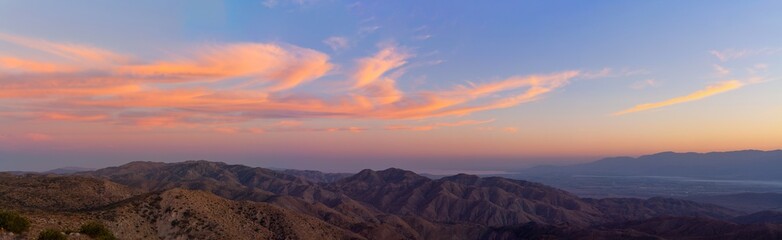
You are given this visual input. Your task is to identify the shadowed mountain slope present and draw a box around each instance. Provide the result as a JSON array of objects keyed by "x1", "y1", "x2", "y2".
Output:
[
  {"x1": 686, "y1": 192, "x2": 782, "y2": 213},
  {"x1": 280, "y1": 169, "x2": 352, "y2": 183},
  {"x1": 732, "y1": 211, "x2": 782, "y2": 224},
  {"x1": 0, "y1": 160, "x2": 765, "y2": 239}
]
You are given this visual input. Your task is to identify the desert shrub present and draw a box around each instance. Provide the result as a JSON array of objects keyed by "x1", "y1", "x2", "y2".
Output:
[
  {"x1": 79, "y1": 221, "x2": 117, "y2": 240},
  {"x1": 37, "y1": 229, "x2": 67, "y2": 240},
  {"x1": 0, "y1": 211, "x2": 31, "y2": 233}
]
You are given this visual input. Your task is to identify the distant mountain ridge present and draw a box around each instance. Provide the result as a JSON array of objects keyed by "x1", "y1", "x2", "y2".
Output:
[
  {"x1": 280, "y1": 169, "x2": 352, "y2": 183},
  {"x1": 521, "y1": 150, "x2": 782, "y2": 180}
]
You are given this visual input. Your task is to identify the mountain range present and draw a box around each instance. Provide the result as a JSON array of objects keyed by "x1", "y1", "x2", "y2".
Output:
[
  {"x1": 0, "y1": 156, "x2": 781, "y2": 239},
  {"x1": 519, "y1": 150, "x2": 782, "y2": 180}
]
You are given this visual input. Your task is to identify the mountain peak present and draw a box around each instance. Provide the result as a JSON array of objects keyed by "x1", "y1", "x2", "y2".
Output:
[
  {"x1": 343, "y1": 168, "x2": 427, "y2": 185},
  {"x1": 440, "y1": 173, "x2": 481, "y2": 184}
]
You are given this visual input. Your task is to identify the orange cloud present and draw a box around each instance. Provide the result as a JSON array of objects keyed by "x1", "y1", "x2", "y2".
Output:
[
  {"x1": 0, "y1": 33, "x2": 588, "y2": 131},
  {"x1": 352, "y1": 46, "x2": 408, "y2": 88},
  {"x1": 41, "y1": 113, "x2": 109, "y2": 122},
  {"x1": 0, "y1": 84, "x2": 142, "y2": 99},
  {"x1": 0, "y1": 33, "x2": 128, "y2": 64},
  {"x1": 0, "y1": 56, "x2": 76, "y2": 73},
  {"x1": 119, "y1": 43, "x2": 332, "y2": 91},
  {"x1": 241, "y1": 125, "x2": 367, "y2": 133},
  {"x1": 503, "y1": 127, "x2": 519, "y2": 133},
  {"x1": 359, "y1": 77, "x2": 403, "y2": 105},
  {"x1": 385, "y1": 119, "x2": 495, "y2": 131},
  {"x1": 614, "y1": 80, "x2": 744, "y2": 115},
  {"x1": 24, "y1": 133, "x2": 53, "y2": 142},
  {"x1": 276, "y1": 120, "x2": 304, "y2": 127}
]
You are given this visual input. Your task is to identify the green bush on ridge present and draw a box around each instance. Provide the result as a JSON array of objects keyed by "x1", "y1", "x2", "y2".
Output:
[
  {"x1": 79, "y1": 221, "x2": 117, "y2": 240},
  {"x1": 0, "y1": 211, "x2": 31, "y2": 234},
  {"x1": 37, "y1": 229, "x2": 67, "y2": 240}
]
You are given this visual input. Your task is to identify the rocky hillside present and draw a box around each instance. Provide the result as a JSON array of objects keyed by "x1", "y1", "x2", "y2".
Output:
[
  {"x1": 0, "y1": 173, "x2": 139, "y2": 211},
  {"x1": 2, "y1": 161, "x2": 780, "y2": 239},
  {"x1": 1, "y1": 187, "x2": 360, "y2": 240}
]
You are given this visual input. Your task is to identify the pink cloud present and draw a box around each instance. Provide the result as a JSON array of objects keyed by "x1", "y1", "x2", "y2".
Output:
[
  {"x1": 503, "y1": 127, "x2": 519, "y2": 133},
  {"x1": 385, "y1": 119, "x2": 495, "y2": 131},
  {"x1": 24, "y1": 133, "x2": 53, "y2": 142},
  {"x1": 0, "y1": 33, "x2": 590, "y2": 131},
  {"x1": 119, "y1": 43, "x2": 332, "y2": 91},
  {"x1": 0, "y1": 33, "x2": 129, "y2": 65},
  {"x1": 352, "y1": 45, "x2": 409, "y2": 88}
]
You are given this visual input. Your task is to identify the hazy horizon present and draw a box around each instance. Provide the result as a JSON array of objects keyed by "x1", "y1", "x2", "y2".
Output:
[
  {"x1": 3, "y1": 148, "x2": 780, "y2": 173},
  {"x1": 2, "y1": 1, "x2": 781, "y2": 172}
]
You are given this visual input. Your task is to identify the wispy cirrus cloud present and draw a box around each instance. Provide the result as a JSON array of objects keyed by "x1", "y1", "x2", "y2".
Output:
[
  {"x1": 0, "y1": 33, "x2": 129, "y2": 65},
  {"x1": 384, "y1": 119, "x2": 495, "y2": 131},
  {"x1": 713, "y1": 64, "x2": 731, "y2": 76},
  {"x1": 118, "y1": 43, "x2": 333, "y2": 91},
  {"x1": 352, "y1": 45, "x2": 409, "y2": 88},
  {"x1": 631, "y1": 79, "x2": 659, "y2": 90},
  {"x1": 613, "y1": 80, "x2": 744, "y2": 116},
  {"x1": 0, "y1": 56, "x2": 77, "y2": 73},
  {"x1": 0, "y1": 33, "x2": 591, "y2": 131},
  {"x1": 323, "y1": 36, "x2": 349, "y2": 51},
  {"x1": 710, "y1": 48, "x2": 782, "y2": 62}
]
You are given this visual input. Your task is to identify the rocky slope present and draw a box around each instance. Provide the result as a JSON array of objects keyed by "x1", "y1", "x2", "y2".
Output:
[
  {"x1": 2, "y1": 161, "x2": 780, "y2": 239},
  {"x1": 0, "y1": 173, "x2": 139, "y2": 212}
]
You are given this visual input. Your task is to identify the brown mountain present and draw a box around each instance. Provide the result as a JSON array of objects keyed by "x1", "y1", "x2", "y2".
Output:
[
  {"x1": 329, "y1": 169, "x2": 604, "y2": 227},
  {"x1": 1, "y1": 185, "x2": 360, "y2": 239},
  {"x1": 2, "y1": 160, "x2": 777, "y2": 239},
  {"x1": 280, "y1": 169, "x2": 352, "y2": 183},
  {"x1": 0, "y1": 173, "x2": 139, "y2": 212}
]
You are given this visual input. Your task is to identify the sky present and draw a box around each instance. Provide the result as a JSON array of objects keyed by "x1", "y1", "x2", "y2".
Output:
[{"x1": 1, "y1": 1, "x2": 781, "y2": 172}]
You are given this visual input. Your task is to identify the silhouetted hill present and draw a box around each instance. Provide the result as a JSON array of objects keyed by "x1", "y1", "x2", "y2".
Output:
[
  {"x1": 608, "y1": 216, "x2": 782, "y2": 240},
  {"x1": 44, "y1": 167, "x2": 95, "y2": 175},
  {"x1": 732, "y1": 211, "x2": 782, "y2": 224},
  {"x1": 686, "y1": 192, "x2": 782, "y2": 213},
  {"x1": 521, "y1": 150, "x2": 782, "y2": 180},
  {"x1": 280, "y1": 169, "x2": 352, "y2": 183}
]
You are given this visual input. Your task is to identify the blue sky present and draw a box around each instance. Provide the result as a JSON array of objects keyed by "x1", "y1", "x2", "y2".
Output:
[{"x1": 0, "y1": 1, "x2": 780, "y2": 172}]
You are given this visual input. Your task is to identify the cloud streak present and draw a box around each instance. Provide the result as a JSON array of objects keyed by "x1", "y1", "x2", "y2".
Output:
[
  {"x1": 352, "y1": 45, "x2": 408, "y2": 88},
  {"x1": 323, "y1": 36, "x2": 349, "y2": 51},
  {"x1": 710, "y1": 48, "x2": 782, "y2": 62},
  {"x1": 613, "y1": 80, "x2": 744, "y2": 115},
  {"x1": 385, "y1": 119, "x2": 495, "y2": 131},
  {"x1": 0, "y1": 33, "x2": 588, "y2": 130}
]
